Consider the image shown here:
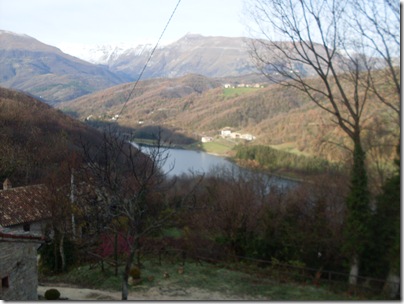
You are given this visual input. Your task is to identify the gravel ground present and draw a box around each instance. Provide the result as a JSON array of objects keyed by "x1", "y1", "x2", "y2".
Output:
[{"x1": 37, "y1": 283, "x2": 255, "y2": 301}]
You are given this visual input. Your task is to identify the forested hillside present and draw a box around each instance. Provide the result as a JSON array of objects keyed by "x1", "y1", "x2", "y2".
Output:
[
  {"x1": 59, "y1": 72, "x2": 399, "y2": 166},
  {"x1": 0, "y1": 87, "x2": 103, "y2": 186}
]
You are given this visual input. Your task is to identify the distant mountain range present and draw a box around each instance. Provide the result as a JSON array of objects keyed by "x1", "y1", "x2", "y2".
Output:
[
  {"x1": 99, "y1": 34, "x2": 258, "y2": 80},
  {"x1": 0, "y1": 27, "x2": 398, "y2": 165},
  {"x1": 1, "y1": 29, "x2": 398, "y2": 105},
  {"x1": 0, "y1": 30, "x2": 262, "y2": 103},
  {"x1": 59, "y1": 34, "x2": 258, "y2": 79},
  {"x1": 0, "y1": 30, "x2": 126, "y2": 104},
  {"x1": 60, "y1": 42, "x2": 157, "y2": 66},
  {"x1": 2, "y1": 30, "x2": 330, "y2": 104}
]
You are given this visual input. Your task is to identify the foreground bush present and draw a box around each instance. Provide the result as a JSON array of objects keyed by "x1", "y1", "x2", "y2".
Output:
[{"x1": 44, "y1": 288, "x2": 61, "y2": 300}]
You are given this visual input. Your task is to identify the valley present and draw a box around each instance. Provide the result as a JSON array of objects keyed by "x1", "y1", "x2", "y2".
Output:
[
  {"x1": 58, "y1": 72, "x2": 398, "y2": 165},
  {"x1": 2, "y1": 29, "x2": 397, "y2": 165},
  {"x1": 0, "y1": 28, "x2": 399, "y2": 183},
  {"x1": 0, "y1": 21, "x2": 400, "y2": 301}
]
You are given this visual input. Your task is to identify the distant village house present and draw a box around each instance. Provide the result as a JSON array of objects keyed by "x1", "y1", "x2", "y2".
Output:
[
  {"x1": 201, "y1": 136, "x2": 213, "y2": 143},
  {"x1": 220, "y1": 128, "x2": 232, "y2": 137},
  {"x1": 220, "y1": 129, "x2": 255, "y2": 141},
  {"x1": 240, "y1": 134, "x2": 256, "y2": 141},
  {"x1": 222, "y1": 83, "x2": 263, "y2": 89}
]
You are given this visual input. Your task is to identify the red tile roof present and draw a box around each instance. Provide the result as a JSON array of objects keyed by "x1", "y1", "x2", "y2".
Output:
[{"x1": 0, "y1": 184, "x2": 52, "y2": 227}]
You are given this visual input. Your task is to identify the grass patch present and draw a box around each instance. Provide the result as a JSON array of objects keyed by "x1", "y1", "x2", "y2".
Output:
[
  {"x1": 161, "y1": 227, "x2": 183, "y2": 238},
  {"x1": 270, "y1": 142, "x2": 310, "y2": 156},
  {"x1": 40, "y1": 259, "x2": 360, "y2": 301},
  {"x1": 202, "y1": 141, "x2": 233, "y2": 155},
  {"x1": 223, "y1": 87, "x2": 260, "y2": 97}
]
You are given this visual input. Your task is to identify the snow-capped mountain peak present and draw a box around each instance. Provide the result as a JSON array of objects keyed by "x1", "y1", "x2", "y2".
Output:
[{"x1": 58, "y1": 42, "x2": 157, "y2": 65}]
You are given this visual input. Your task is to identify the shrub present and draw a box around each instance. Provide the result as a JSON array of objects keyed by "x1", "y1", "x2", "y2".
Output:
[
  {"x1": 44, "y1": 288, "x2": 61, "y2": 300},
  {"x1": 38, "y1": 236, "x2": 77, "y2": 273},
  {"x1": 129, "y1": 266, "x2": 141, "y2": 279}
]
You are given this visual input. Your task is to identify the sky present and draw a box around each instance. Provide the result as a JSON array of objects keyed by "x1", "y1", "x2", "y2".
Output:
[{"x1": 0, "y1": 0, "x2": 248, "y2": 48}]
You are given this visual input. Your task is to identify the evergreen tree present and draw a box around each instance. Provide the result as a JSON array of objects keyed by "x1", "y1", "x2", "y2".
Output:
[
  {"x1": 374, "y1": 145, "x2": 400, "y2": 298},
  {"x1": 343, "y1": 142, "x2": 371, "y2": 283}
]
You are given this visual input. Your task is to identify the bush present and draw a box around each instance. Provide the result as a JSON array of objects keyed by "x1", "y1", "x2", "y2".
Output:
[
  {"x1": 234, "y1": 144, "x2": 340, "y2": 174},
  {"x1": 129, "y1": 266, "x2": 141, "y2": 279},
  {"x1": 44, "y1": 288, "x2": 61, "y2": 300},
  {"x1": 38, "y1": 235, "x2": 77, "y2": 273}
]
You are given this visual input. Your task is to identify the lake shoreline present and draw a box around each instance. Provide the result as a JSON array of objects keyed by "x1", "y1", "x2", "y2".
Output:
[
  {"x1": 133, "y1": 140, "x2": 307, "y2": 183},
  {"x1": 133, "y1": 140, "x2": 298, "y2": 189}
]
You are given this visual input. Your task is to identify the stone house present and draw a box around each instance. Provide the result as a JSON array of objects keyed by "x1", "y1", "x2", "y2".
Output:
[
  {"x1": 0, "y1": 179, "x2": 51, "y2": 300},
  {"x1": 0, "y1": 179, "x2": 52, "y2": 234},
  {"x1": 0, "y1": 179, "x2": 52, "y2": 300},
  {"x1": 0, "y1": 229, "x2": 43, "y2": 301}
]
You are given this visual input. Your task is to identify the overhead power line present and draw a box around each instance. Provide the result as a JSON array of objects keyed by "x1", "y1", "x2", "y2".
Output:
[{"x1": 116, "y1": 0, "x2": 182, "y2": 120}]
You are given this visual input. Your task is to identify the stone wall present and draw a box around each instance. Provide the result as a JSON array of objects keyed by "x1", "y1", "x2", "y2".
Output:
[
  {"x1": 0, "y1": 238, "x2": 42, "y2": 301},
  {"x1": 8, "y1": 220, "x2": 48, "y2": 235}
]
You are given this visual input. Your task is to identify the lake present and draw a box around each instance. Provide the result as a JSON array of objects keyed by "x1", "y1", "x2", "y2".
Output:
[{"x1": 134, "y1": 143, "x2": 297, "y2": 190}]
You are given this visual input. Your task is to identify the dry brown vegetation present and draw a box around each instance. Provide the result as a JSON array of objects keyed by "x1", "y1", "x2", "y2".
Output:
[
  {"x1": 0, "y1": 87, "x2": 103, "y2": 186},
  {"x1": 59, "y1": 73, "x2": 398, "y2": 167}
]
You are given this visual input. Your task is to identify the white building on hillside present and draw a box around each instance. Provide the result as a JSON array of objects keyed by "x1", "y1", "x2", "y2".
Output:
[
  {"x1": 201, "y1": 136, "x2": 213, "y2": 143},
  {"x1": 221, "y1": 128, "x2": 232, "y2": 137}
]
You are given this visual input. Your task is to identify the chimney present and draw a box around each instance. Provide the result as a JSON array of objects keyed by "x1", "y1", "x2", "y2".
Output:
[{"x1": 3, "y1": 178, "x2": 12, "y2": 190}]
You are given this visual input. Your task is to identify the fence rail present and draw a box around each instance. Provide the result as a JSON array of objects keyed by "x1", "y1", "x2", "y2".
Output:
[
  {"x1": 86, "y1": 246, "x2": 399, "y2": 298},
  {"x1": 147, "y1": 247, "x2": 399, "y2": 298}
]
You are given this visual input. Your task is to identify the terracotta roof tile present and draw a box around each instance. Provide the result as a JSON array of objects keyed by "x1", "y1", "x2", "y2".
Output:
[{"x1": 0, "y1": 184, "x2": 52, "y2": 227}]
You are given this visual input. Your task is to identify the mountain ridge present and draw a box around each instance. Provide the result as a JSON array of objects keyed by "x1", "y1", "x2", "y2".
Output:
[
  {"x1": 0, "y1": 30, "x2": 128, "y2": 104},
  {"x1": 105, "y1": 34, "x2": 258, "y2": 80},
  {"x1": 0, "y1": 30, "x2": 268, "y2": 103}
]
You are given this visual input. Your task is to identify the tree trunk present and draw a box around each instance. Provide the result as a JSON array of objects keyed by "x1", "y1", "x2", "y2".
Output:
[
  {"x1": 345, "y1": 140, "x2": 370, "y2": 286},
  {"x1": 122, "y1": 276, "x2": 129, "y2": 301},
  {"x1": 114, "y1": 232, "x2": 118, "y2": 276},
  {"x1": 384, "y1": 270, "x2": 400, "y2": 299},
  {"x1": 121, "y1": 240, "x2": 137, "y2": 300},
  {"x1": 59, "y1": 233, "x2": 66, "y2": 272},
  {"x1": 349, "y1": 255, "x2": 359, "y2": 286},
  {"x1": 53, "y1": 238, "x2": 59, "y2": 272}
]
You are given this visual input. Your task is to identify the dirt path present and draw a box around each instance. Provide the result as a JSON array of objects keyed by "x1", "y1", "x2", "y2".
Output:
[{"x1": 38, "y1": 283, "x2": 253, "y2": 300}]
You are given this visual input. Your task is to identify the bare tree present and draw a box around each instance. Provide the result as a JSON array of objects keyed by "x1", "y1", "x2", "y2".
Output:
[
  {"x1": 189, "y1": 166, "x2": 266, "y2": 259},
  {"x1": 40, "y1": 157, "x2": 80, "y2": 273},
  {"x1": 80, "y1": 127, "x2": 199, "y2": 300},
  {"x1": 244, "y1": 0, "x2": 399, "y2": 285},
  {"x1": 350, "y1": 0, "x2": 400, "y2": 120}
]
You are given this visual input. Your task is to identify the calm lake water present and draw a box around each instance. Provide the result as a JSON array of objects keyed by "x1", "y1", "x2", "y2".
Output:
[{"x1": 134, "y1": 143, "x2": 297, "y2": 190}]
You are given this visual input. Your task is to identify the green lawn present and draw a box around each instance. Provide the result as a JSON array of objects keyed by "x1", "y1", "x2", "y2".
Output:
[
  {"x1": 223, "y1": 87, "x2": 260, "y2": 97},
  {"x1": 40, "y1": 260, "x2": 362, "y2": 301},
  {"x1": 201, "y1": 141, "x2": 233, "y2": 155},
  {"x1": 269, "y1": 142, "x2": 310, "y2": 156}
]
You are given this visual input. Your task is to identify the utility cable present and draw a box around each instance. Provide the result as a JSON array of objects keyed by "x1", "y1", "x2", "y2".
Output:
[{"x1": 116, "y1": 0, "x2": 182, "y2": 120}]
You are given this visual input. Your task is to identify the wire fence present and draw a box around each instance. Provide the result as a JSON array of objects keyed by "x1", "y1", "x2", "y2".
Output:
[
  {"x1": 147, "y1": 247, "x2": 399, "y2": 298},
  {"x1": 85, "y1": 243, "x2": 399, "y2": 299}
]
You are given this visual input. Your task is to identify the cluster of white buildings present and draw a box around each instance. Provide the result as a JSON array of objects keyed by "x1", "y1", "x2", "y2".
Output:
[
  {"x1": 201, "y1": 128, "x2": 256, "y2": 143},
  {"x1": 223, "y1": 83, "x2": 264, "y2": 89},
  {"x1": 220, "y1": 128, "x2": 256, "y2": 141}
]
